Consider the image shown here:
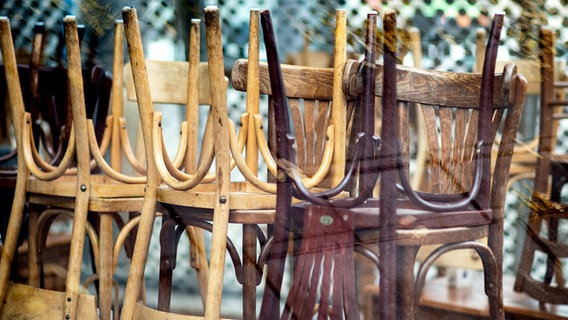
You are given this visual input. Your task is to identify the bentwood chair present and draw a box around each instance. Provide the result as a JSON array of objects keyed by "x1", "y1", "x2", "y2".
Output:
[
  {"x1": 121, "y1": 17, "x2": 215, "y2": 315},
  {"x1": 514, "y1": 27, "x2": 568, "y2": 307},
  {"x1": 263, "y1": 9, "x2": 527, "y2": 320},
  {"x1": 0, "y1": 17, "x2": 146, "y2": 320},
  {"x1": 122, "y1": 5, "x2": 351, "y2": 318},
  {"x1": 475, "y1": 28, "x2": 567, "y2": 192},
  {"x1": 0, "y1": 22, "x2": 109, "y2": 244},
  {"x1": 121, "y1": 6, "x2": 236, "y2": 319}
]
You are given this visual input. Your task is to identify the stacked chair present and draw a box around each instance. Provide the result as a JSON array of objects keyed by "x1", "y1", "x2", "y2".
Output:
[
  {"x1": 261, "y1": 8, "x2": 527, "y2": 320},
  {"x1": 475, "y1": 27, "x2": 567, "y2": 191},
  {"x1": 514, "y1": 27, "x2": 568, "y2": 308},
  {"x1": 120, "y1": 4, "x2": 353, "y2": 319},
  {"x1": 0, "y1": 15, "x2": 147, "y2": 320}
]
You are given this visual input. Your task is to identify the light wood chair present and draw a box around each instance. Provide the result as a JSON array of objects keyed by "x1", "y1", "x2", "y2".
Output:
[
  {"x1": 0, "y1": 16, "x2": 147, "y2": 320},
  {"x1": 514, "y1": 27, "x2": 568, "y2": 307},
  {"x1": 120, "y1": 6, "x2": 235, "y2": 319},
  {"x1": 121, "y1": 5, "x2": 351, "y2": 319}
]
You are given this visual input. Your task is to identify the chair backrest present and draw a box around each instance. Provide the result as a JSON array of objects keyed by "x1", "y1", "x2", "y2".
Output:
[
  {"x1": 231, "y1": 9, "x2": 350, "y2": 189},
  {"x1": 122, "y1": 23, "x2": 221, "y2": 185},
  {"x1": 0, "y1": 23, "x2": 111, "y2": 171},
  {"x1": 344, "y1": 13, "x2": 526, "y2": 212}
]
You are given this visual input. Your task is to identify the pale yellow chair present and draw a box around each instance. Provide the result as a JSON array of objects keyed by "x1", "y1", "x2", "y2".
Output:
[{"x1": 0, "y1": 16, "x2": 147, "y2": 320}]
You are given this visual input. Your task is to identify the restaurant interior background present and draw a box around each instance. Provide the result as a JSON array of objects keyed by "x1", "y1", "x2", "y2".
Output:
[{"x1": 1, "y1": 0, "x2": 568, "y2": 316}]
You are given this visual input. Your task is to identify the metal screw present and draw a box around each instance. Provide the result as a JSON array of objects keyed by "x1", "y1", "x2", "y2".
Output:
[
  {"x1": 80, "y1": 185, "x2": 87, "y2": 192},
  {"x1": 219, "y1": 195, "x2": 227, "y2": 204}
]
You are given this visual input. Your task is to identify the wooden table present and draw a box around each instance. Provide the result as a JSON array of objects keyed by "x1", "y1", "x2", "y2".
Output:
[
  {"x1": 366, "y1": 273, "x2": 568, "y2": 319},
  {"x1": 419, "y1": 273, "x2": 568, "y2": 319}
]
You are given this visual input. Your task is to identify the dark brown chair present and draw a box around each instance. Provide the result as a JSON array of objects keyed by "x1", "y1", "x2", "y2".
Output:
[
  {"x1": 514, "y1": 27, "x2": 568, "y2": 308},
  {"x1": 261, "y1": 9, "x2": 527, "y2": 320}
]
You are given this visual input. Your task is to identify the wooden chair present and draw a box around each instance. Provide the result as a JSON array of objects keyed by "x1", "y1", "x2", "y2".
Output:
[
  {"x1": 257, "y1": 9, "x2": 379, "y2": 319},
  {"x1": 121, "y1": 5, "x2": 350, "y2": 318},
  {"x1": 0, "y1": 22, "x2": 108, "y2": 244},
  {"x1": 263, "y1": 9, "x2": 527, "y2": 320},
  {"x1": 120, "y1": 6, "x2": 236, "y2": 319},
  {"x1": 0, "y1": 16, "x2": 146, "y2": 320},
  {"x1": 475, "y1": 27, "x2": 567, "y2": 192},
  {"x1": 513, "y1": 27, "x2": 568, "y2": 307}
]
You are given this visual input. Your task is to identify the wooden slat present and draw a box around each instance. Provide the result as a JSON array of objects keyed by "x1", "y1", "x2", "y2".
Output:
[
  {"x1": 343, "y1": 61, "x2": 509, "y2": 109},
  {"x1": 124, "y1": 60, "x2": 213, "y2": 105},
  {"x1": 303, "y1": 99, "x2": 316, "y2": 175},
  {"x1": 289, "y1": 99, "x2": 306, "y2": 170},
  {"x1": 232, "y1": 59, "x2": 335, "y2": 100}
]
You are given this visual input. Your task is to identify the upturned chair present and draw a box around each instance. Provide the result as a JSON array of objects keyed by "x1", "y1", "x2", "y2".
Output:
[
  {"x1": 262, "y1": 9, "x2": 527, "y2": 320},
  {"x1": 121, "y1": 14, "x2": 216, "y2": 316},
  {"x1": 0, "y1": 22, "x2": 109, "y2": 243},
  {"x1": 120, "y1": 5, "x2": 351, "y2": 319},
  {"x1": 120, "y1": 6, "x2": 235, "y2": 319},
  {"x1": 257, "y1": 9, "x2": 380, "y2": 319},
  {"x1": 514, "y1": 27, "x2": 568, "y2": 308},
  {"x1": 475, "y1": 27, "x2": 567, "y2": 192},
  {"x1": 0, "y1": 16, "x2": 147, "y2": 320}
]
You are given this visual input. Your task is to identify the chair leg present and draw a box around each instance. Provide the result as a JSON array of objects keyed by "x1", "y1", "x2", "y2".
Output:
[
  {"x1": 397, "y1": 245, "x2": 420, "y2": 320},
  {"x1": 62, "y1": 197, "x2": 90, "y2": 319},
  {"x1": 242, "y1": 223, "x2": 258, "y2": 320},
  {"x1": 119, "y1": 196, "x2": 158, "y2": 320},
  {"x1": 27, "y1": 207, "x2": 41, "y2": 287},
  {"x1": 99, "y1": 213, "x2": 114, "y2": 320},
  {"x1": 488, "y1": 222, "x2": 504, "y2": 320},
  {"x1": 187, "y1": 226, "x2": 209, "y2": 309},
  {"x1": 0, "y1": 170, "x2": 28, "y2": 307},
  {"x1": 157, "y1": 216, "x2": 176, "y2": 312}
]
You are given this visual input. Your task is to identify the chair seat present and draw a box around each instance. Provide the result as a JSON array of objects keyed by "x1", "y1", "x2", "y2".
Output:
[
  {"x1": 290, "y1": 200, "x2": 493, "y2": 246},
  {"x1": 291, "y1": 199, "x2": 494, "y2": 229},
  {"x1": 0, "y1": 281, "x2": 98, "y2": 320},
  {"x1": 132, "y1": 301, "x2": 234, "y2": 320}
]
